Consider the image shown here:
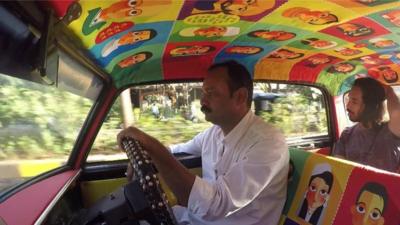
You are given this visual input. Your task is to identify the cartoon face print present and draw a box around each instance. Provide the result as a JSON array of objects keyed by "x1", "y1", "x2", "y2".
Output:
[
  {"x1": 225, "y1": 46, "x2": 263, "y2": 55},
  {"x1": 351, "y1": 183, "x2": 387, "y2": 225},
  {"x1": 268, "y1": 49, "x2": 304, "y2": 59},
  {"x1": 381, "y1": 10, "x2": 400, "y2": 27},
  {"x1": 101, "y1": 29, "x2": 156, "y2": 57},
  {"x1": 220, "y1": 0, "x2": 257, "y2": 15},
  {"x1": 306, "y1": 176, "x2": 330, "y2": 210},
  {"x1": 369, "y1": 38, "x2": 397, "y2": 49},
  {"x1": 170, "y1": 45, "x2": 215, "y2": 57},
  {"x1": 180, "y1": 26, "x2": 240, "y2": 38},
  {"x1": 191, "y1": 0, "x2": 274, "y2": 16},
  {"x1": 337, "y1": 23, "x2": 374, "y2": 37},
  {"x1": 306, "y1": 55, "x2": 332, "y2": 67},
  {"x1": 282, "y1": 7, "x2": 338, "y2": 25},
  {"x1": 335, "y1": 47, "x2": 362, "y2": 56},
  {"x1": 248, "y1": 29, "x2": 296, "y2": 41},
  {"x1": 301, "y1": 38, "x2": 337, "y2": 49},
  {"x1": 380, "y1": 67, "x2": 398, "y2": 83},
  {"x1": 117, "y1": 51, "x2": 152, "y2": 68},
  {"x1": 369, "y1": 66, "x2": 399, "y2": 83},
  {"x1": 118, "y1": 30, "x2": 153, "y2": 45},
  {"x1": 359, "y1": 56, "x2": 382, "y2": 65},
  {"x1": 329, "y1": 62, "x2": 356, "y2": 73},
  {"x1": 194, "y1": 26, "x2": 227, "y2": 37},
  {"x1": 351, "y1": 191, "x2": 384, "y2": 225},
  {"x1": 97, "y1": 0, "x2": 143, "y2": 23}
]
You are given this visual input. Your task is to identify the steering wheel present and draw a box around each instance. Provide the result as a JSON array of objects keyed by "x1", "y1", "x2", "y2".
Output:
[{"x1": 121, "y1": 137, "x2": 177, "y2": 225}]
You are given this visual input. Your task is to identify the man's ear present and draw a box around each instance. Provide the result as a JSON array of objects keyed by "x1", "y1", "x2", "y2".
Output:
[{"x1": 234, "y1": 87, "x2": 248, "y2": 105}]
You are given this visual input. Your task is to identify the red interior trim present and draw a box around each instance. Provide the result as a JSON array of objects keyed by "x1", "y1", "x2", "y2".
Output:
[
  {"x1": 74, "y1": 86, "x2": 118, "y2": 168},
  {"x1": 0, "y1": 170, "x2": 79, "y2": 225}
]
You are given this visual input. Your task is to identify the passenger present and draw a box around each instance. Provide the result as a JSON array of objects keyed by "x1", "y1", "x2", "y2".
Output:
[
  {"x1": 118, "y1": 61, "x2": 289, "y2": 224},
  {"x1": 332, "y1": 77, "x2": 400, "y2": 173}
]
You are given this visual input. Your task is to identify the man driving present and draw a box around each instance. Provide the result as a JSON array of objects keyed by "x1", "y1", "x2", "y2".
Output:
[{"x1": 118, "y1": 61, "x2": 289, "y2": 224}]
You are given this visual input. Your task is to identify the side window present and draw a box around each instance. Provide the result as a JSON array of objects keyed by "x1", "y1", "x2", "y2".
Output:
[
  {"x1": 253, "y1": 83, "x2": 328, "y2": 143},
  {"x1": 89, "y1": 83, "x2": 211, "y2": 162},
  {"x1": 89, "y1": 82, "x2": 329, "y2": 162},
  {"x1": 0, "y1": 73, "x2": 96, "y2": 193}
]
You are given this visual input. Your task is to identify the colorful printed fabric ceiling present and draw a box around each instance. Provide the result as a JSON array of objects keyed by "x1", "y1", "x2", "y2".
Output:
[{"x1": 58, "y1": 0, "x2": 400, "y2": 96}]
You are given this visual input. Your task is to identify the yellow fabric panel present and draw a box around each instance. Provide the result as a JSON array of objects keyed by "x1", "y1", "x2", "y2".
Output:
[
  {"x1": 80, "y1": 167, "x2": 202, "y2": 208},
  {"x1": 80, "y1": 177, "x2": 128, "y2": 208}
]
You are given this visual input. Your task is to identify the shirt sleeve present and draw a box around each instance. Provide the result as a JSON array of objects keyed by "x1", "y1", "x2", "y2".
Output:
[
  {"x1": 169, "y1": 129, "x2": 208, "y2": 156},
  {"x1": 332, "y1": 127, "x2": 352, "y2": 157},
  {"x1": 186, "y1": 131, "x2": 289, "y2": 220}
]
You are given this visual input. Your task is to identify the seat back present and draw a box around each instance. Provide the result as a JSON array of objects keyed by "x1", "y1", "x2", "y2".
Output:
[{"x1": 280, "y1": 149, "x2": 400, "y2": 225}]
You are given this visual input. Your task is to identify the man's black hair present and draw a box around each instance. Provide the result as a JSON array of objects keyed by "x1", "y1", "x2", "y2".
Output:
[
  {"x1": 356, "y1": 182, "x2": 388, "y2": 213},
  {"x1": 208, "y1": 61, "x2": 253, "y2": 108},
  {"x1": 353, "y1": 77, "x2": 386, "y2": 127}
]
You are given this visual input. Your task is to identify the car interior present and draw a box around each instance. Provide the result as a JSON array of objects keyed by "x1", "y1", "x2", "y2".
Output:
[{"x1": 0, "y1": 1, "x2": 400, "y2": 225}]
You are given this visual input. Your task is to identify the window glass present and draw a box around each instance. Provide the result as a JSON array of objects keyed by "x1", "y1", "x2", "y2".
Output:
[
  {"x1": 254, "y1": 83, "x2": 327, "y2": 139},
  {"x1": 0, "y1": 73, "x2": 98, "y2": 193},
  {"x1": 89, "y1": 82, "x2": 328, "y2": 162}
]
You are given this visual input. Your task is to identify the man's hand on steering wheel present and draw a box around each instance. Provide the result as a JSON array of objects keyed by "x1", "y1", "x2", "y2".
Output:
[{"x1": 117, "y1": 126, "x2": 153, "y2": 151}]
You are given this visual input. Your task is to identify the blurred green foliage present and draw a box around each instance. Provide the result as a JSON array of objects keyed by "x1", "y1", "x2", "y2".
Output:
[
  {"x1": 259, "y1": 93, "x2": 327, "y2": 137},
  {"x1": 0, "y1": 76, "x2": 92, "y2": 159},
  {"x1": 91, "y1": 106, "x2": 211, "y2": 155},
  {"x1": 0, "y1": 78, "x2": 328, "y2": 161}
]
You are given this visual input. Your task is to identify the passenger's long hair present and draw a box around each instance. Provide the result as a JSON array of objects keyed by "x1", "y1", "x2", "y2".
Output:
[{"x1": 353, "y1": 77, "x2": 386, "y2": 128}]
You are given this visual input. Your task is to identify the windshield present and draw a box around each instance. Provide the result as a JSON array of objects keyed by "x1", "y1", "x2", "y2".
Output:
[
  {"x1": 0, "y1": 70, "x2": 101, "y2": 193},
  {"x1": 88, "y1": 82, "x2": 328, "y2": 162}
]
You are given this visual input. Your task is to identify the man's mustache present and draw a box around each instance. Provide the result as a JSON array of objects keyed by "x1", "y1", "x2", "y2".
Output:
[{"x1": 201, "y1": 105, "x2": 212, "y2": 113}]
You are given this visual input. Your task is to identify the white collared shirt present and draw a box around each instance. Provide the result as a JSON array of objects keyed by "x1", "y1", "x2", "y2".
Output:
[{"x1": 171, "y1": 110, "x2": 289, "y2": 225}]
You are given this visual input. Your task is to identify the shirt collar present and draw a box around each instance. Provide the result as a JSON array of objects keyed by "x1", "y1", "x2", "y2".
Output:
[{"x1": 221, "y1": 110, "x2": 254, "y2": 150}]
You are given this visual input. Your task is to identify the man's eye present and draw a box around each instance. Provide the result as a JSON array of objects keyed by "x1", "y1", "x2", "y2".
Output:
[
  {"x1": 356, "y1": 204, "x2": 365, "y2": 214},
  {"x1": 320, "y1": 189, "x2": 327, "y2": 196},
  {"x1": 309, "y1": 185, "x2": 317, "y2": 191},
  {"x1": 370, "y1": 209, "x2": 381, "y2": 220}
]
